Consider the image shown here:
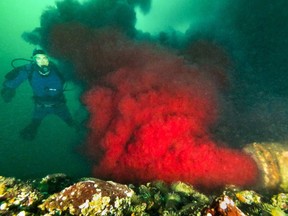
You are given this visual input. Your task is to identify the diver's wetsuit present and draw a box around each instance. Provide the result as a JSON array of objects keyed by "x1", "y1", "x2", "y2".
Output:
[{"x1": 2, "y1": 62, "x2": 73, "y2": 140}]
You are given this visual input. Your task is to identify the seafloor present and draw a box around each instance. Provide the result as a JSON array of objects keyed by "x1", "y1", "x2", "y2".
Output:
[{"x1": 0, "y1": 173, "x2": 287, "y2": 215}]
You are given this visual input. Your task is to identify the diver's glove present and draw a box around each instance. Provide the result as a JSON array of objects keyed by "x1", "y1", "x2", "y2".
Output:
[{"x1": 1, "y1": 87, "x2": 15, "y2": 102}]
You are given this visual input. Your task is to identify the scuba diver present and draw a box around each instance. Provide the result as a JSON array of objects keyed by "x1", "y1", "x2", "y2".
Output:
[{"x1": 1, "y1": 49, "x2": 75, "y2": 140}]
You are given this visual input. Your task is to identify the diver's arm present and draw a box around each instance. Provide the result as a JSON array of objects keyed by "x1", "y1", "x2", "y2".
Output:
[{"x1": 1, "y1": 65, "x2": 30, "y2": 102}]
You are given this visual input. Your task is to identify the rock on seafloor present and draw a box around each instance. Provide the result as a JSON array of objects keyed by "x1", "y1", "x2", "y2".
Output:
[
  {"x1": 38, "y1": 178, "x2": 134, "y2": 215},
  {"x1": 0, "y1": 174, "x2": 288, "y2": 215},
  {"x1": 244, "y1": 142, "x2": 288, "y2": 192}
]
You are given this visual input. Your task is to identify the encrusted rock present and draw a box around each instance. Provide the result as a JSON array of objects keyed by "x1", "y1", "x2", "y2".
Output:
[
  {"x1": 244, "y1": 142, "x2": 288, "y2": 192},
  {"x1": 271, "y1": 193, "x2": 288, "y2": 210},
  {"x1": 0, "y1": 176, "x2": 43, "y2": 215},
  {"x1": 171, "y1": 181, "x2": 209, "y2": 203},
  {"x1": 202, "y1": 195, "x2": 246, "y2": 216},
  {"x1": 38, "y1": 178, "x2": 134, "y2": 215},
  {"x1": 235, "y1": 190, "x2": 262, "y2": 205},
  {"x1": 35, "y1": 173, "x2": 73, "y2": 195},
  {"x1": 130, "y1": 180, "x2": 210, "y2": 215}
]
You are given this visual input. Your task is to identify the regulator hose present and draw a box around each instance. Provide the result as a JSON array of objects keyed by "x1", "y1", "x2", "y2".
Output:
[{"x1": 11, "y1": 58, "x2": 33, "y2": 69}]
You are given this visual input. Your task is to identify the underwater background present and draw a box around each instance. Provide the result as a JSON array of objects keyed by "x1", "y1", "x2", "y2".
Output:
[
  {"x1": 0, "y1": 0, "x2": 91, "y2": 179},
  {"x1": 1, "y1": 0, "x2": 288, "y2": 187}
]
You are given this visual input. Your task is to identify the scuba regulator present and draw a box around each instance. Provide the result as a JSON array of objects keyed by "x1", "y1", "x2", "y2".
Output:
[{"x1": 38, "y1": 65, "x2": 50, "y2": 76}]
